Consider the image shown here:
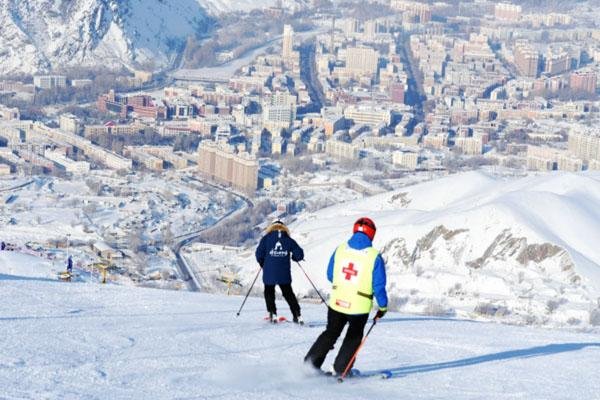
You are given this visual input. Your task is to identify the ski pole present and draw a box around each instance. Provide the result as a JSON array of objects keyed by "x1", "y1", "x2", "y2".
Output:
[
  {"x1": 339, "y1": 317, "x2": 378, "y2": 382},
  {"x1": 295, "y1": 261, "x2": 327, "y2": 305},
  {"x1": 236, "y1": 267, "x2": 261, "y2": 316}
]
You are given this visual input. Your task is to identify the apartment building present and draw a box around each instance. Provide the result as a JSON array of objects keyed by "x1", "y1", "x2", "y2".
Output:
[
  {"x1": 454, "y1": 136, "x2": 483, "y2": 155},
  {"x1": 29, "y1": 122, "x2": 132, "y2": 170},
  {"x1": 84, "y1": 121, "x2": 149, "y2": 137},
  {"x1": 325, "y1": 140, "x2": 361, "y2": 160},
  {"x1": 198, "y1": 141, "x2": 258, "y2": 193},
  {"x1": 346, "y1": 47, "x2": 379, "y2": 77},
  {"x1": 59, "y1": 114, "x2": 79, "y2": 134},
  {"x1": 282, "y1": 24, "x2": 294, "y2": 64},
  {"x1": 0, "y1": 105, "x2": 20, "y2": 121},
  {"x1": 527, "y1": 145, "x2": 583, "y2": 172},
  {"x1": 495, "y1": 3, "x2": 522, "y2": 21},
  {"x1": 33, "y1": 75, "x2": 67, "y2": 90},
  {"x1": 392, "y1": 151, "x2": 419, "y2": 170},
  {"x1": 514, "y1": 42, "x2": 539, "y2": 78},
  {"x1": 138, "y1": 146, "x2": 189, "y2": 169},
  {"x1": 543, "y1": 49, "x2": 571, "y2": 76},
  {"x1": 568, "y1": 129, "x2": 600, "y2": 162},
  {"x1": 390, "y1": 1, "x2": 432, "y2": 23},
  {"x1": 263, "y1": 92, "x2": 297, "y2": 133},
  {"x1": 44, "y1": 149, "x2": 90, "y2": 174},
  {"x1": 124, "y1": 147, "x2": 164, "y2": 171},
  {"x1": 570, "y1": 70, "x2": 597, "y2": 94},
  {"x1": 344, "y1": 104, "x2": 392, "y2": 126}
]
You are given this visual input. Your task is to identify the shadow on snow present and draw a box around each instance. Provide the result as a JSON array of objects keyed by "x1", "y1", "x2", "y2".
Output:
[{"x1": 362, "y1": 342, "x2": 600, "y2": 379}]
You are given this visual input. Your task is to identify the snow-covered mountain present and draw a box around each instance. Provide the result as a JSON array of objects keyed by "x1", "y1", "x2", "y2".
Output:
[
  {"x1": 287, "y1": 171, "x2": 600, "y2": 327},
  {"x1": 0, "y1": 0, "x2": 293, "y2": 75},
  {"x1": 1, "y1": 251, "x2": 599, "y2": 399}
]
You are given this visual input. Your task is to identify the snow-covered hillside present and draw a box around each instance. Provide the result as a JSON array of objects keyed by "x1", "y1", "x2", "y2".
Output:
[
  {"x1": 0, "y1": 0, "x2": 301, "y2": 75},
  {"x1": 284, "y1": 171, "x2": 600, "y2": 327},
  {"x1": 1, "y1": 252, "x2": 599, "y2": 399},
  {"x1": 0, "y1": 251, "x2": 58, "y2": 280},
  {"x1": 181, "y1": 171, "x2": 600, "y2": 328}
]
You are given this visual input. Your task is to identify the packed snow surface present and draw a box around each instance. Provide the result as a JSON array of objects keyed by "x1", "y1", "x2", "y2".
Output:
[{"x1": 1, "y1": 252, "x2": 600, "y2": 399}]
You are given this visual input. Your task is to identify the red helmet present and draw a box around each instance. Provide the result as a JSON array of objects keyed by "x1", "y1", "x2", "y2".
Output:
[{"x1": 353, "y1": 217, "x2": 376, "y2": 241}]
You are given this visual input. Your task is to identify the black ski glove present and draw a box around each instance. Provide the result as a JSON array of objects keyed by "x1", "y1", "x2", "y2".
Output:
[{"x1": 375, "y1": 307, "x2": 387, "y2": 320}]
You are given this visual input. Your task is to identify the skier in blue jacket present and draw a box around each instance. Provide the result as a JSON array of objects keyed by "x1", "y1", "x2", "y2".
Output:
[
  {"x1": 255, "y1": 220, "x2": 304, "y2": 323},
  {"x1": 67, "y1": 256, "x2": 73, "y2": 274}
]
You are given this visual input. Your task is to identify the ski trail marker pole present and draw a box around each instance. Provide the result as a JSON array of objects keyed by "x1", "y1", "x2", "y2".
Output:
[
  {"x1": 339, "y1": 317, "x2": 378, "y2": 382},
  {"x1": 295, "y1": 261, "x2": 327, "y2": 305},
  {"x1": 236, "y1": 267, "x2": 261, "y2": 316}
]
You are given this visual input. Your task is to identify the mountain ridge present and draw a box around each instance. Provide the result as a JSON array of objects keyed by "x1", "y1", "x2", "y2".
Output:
[{"x1": 0, "y1": 0, "x2": 291, "y2": 75}]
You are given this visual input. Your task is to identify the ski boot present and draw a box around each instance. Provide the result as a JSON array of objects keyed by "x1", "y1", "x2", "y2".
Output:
[{"x1": 269, "y1": 312, "x2": 278, "y2": 323}]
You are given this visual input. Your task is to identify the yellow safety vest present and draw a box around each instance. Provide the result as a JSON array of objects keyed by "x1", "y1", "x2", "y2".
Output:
[{"x1": 330, "y1": 243, "x2": 379, "y2": 315}]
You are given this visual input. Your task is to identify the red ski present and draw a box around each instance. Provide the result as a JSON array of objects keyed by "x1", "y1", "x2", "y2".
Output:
[{"x1": 263, "y1": 316, "x2": 288, "y2": 323}]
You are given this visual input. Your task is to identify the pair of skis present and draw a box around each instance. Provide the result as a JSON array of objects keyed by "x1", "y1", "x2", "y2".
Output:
[
  {"x1": 263, "y1": 315, "x2": 290, "y2": 324},
  {"x1": 319, "y1": 368, "x2": 393, "y2": 382},
  {"x1": 263, "y1": 316, "x2": 304, "y2": 325},
  {"x1": 346, "y1": 368, "x2": 393, "y2": 381}
]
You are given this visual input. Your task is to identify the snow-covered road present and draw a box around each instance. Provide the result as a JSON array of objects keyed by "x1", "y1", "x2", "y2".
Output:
[{"x1": 1, "y1": 268, "x2": 599, "y2": 400}]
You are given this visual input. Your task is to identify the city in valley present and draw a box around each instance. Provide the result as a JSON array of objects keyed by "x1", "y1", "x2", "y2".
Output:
[{"x1": 1, "y1": 0, "x2": 600, "y2": 328}]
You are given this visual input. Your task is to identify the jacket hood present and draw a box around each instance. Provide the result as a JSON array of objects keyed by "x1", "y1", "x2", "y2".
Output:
[
  {"x1": 266, "y1": 222, "x2": 290, "y2": 236},
  {"x1": 348, "y1": 232, "x2": 373, "y2": 249}
]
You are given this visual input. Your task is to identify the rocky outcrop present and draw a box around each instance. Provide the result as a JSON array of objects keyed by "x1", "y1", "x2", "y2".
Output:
[
  {"x1": 381, "y1": 237, "x2": 411, "y2": 268},
  {"x1": 379, "y1": 224, "x2": 590, "y2": 326},
  {"x1": 388, "y1": 192, "x2": 411, "y2": 208},
  {"x1": 416, "y1": 225, "x2": 468, "y2": 252},
  {"x1": 466, "y1": 229, "x2": 572, "y2": 271}
]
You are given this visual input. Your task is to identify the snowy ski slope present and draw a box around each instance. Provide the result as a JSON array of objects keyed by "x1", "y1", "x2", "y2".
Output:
[{"x1": 1, "y1": 251, "x2": 599, "y2": 399}]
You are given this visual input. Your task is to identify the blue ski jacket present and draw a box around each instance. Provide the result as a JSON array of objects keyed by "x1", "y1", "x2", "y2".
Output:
[
  {"x1": 256, "y1": 225, "x2": 304, "y2": 285},
  {"x1": 327, "y1": 232, "x2": 388, "y2": 311}
]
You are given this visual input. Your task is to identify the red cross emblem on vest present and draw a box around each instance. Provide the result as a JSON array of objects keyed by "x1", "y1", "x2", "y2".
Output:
[{"x1": 342, "y1": 263, "x2": 358, "y2": 281}]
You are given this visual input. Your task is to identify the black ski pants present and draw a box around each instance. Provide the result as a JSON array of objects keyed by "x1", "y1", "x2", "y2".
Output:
[
  {"x1": 304, "y1": 307, "x2": 369, "y2": 374},
  {"x1": 264, "y1": 284, "x2": 301, "y2": 317}
]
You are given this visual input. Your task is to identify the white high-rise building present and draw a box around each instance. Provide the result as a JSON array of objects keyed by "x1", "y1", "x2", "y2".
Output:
[
  {"x1": 263, "y1": 91, "x2": 297, "y2": 132},
  {"x1": 568, "y1": 129, "x2": 600, "y2": 162},
  {"x1": 346, "y1": 47, "x2": 379, "y2": 76},
  {"x1": 363, "y1": 20, "x2": 377, "y2": 41},
  {"x1": 282, "y1": 24, "x2": 294, "y2": 63},
  {"x1": 342, "y1": 18, "x2": 358, "y2": 36}
]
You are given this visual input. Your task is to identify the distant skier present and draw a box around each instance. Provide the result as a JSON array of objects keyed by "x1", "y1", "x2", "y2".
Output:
[
  {"x1": 255, "y1": 219, "x2": 304, "y2": 324},
  {"x1": 304, "y1": 217, "x2": 388, "y2": 376},
  {"x1": 66, "y1": 256, "x2": 73, "y2": 274},
  {"x1": 1, "y1": 241, "x2": 5, "y2": 251}
]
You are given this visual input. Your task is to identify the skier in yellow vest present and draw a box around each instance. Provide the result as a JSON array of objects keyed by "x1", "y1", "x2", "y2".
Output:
[{"x1": 304, "y1": 217, "x2": 388, "y2": 376}]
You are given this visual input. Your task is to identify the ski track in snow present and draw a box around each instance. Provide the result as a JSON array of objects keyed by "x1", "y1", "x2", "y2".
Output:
[{"x1": 1, "y1": 274, "x2": 599, "y2": 400}]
